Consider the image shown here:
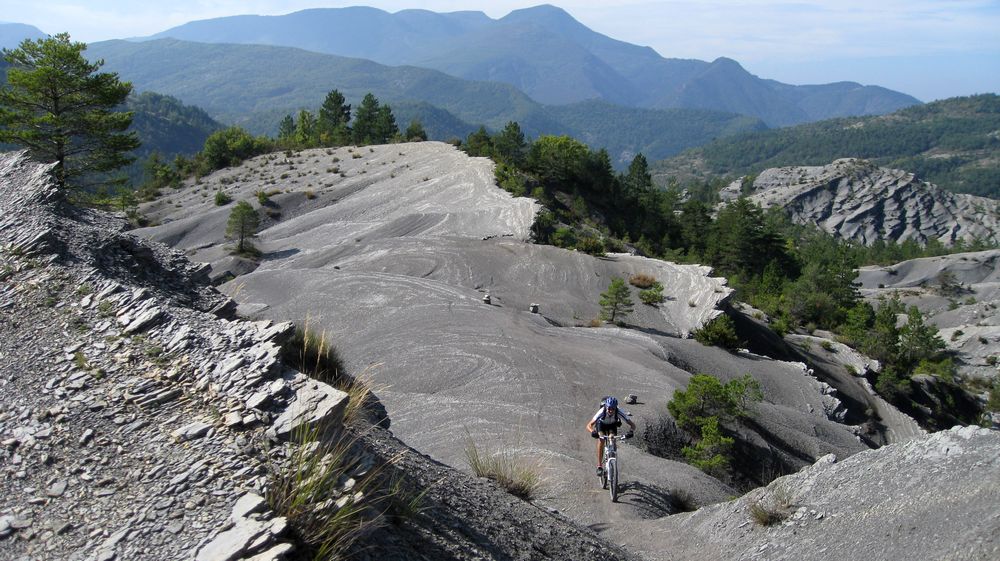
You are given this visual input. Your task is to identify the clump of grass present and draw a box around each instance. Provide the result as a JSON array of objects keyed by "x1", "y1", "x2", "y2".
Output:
[
  {"x1": 281, "y1": 325, "x2": 384, "y2": 424},
  {"x1": 748, "y1": 483, "x2": 794, "y2": 526},
  {"x1": 282, "y1": 326, "x2": 345, "y2": 386},
  {"x1": 628, "y1": 273, "x2": 657, "y2": 289},
  {"x1": 214, "y1": 190, "x2": 232, "y2": 206},
  {"x1": 73, "y1": 351, "x2": 90, "y2": 370},
  {"x1": 668, "y1": 489, "x2": 698, "y2": 513},
  {"x1": 266, "y1": 424, "x2": 392, "y2": 560},
  {"x1": 305, "y1": 190, "x2": 316, "y2": 200},
  {"x1": 464, "y1": 433, "x2": 541, "y2": 500}
]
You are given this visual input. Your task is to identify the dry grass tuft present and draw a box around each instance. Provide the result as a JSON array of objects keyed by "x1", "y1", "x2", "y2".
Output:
[
  {"x1": 748, "y1": 483, "x2": 794, "y2": 526},
  {"x1": 629, "y1": 273, "x2": 657, "y2": 289},
  {"x1": 464, "y1": 433, "x2": 541, "y2": 500},
  {"x1": 266, "y1": 424, "x2": 396, "y2": 559}
]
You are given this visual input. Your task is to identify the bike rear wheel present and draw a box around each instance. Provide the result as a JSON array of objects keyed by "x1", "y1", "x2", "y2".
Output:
[
  {"x1": 609, "y1": 459, "x2": 618, "y2": 502},
  {"x1": 600, "y1": 460, "x2": 608, "y2": 489}
]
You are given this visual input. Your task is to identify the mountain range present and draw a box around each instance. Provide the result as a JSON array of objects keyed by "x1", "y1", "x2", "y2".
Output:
[
  {"x1": 85, "y1": 38, "x2": 764, "y2": 165},
  {"x1": 146, "y1": 4, "x2": 921, "y2": 127},
  {"x1": 0, "y1": 22, "x2": 45, "y2": 50}
]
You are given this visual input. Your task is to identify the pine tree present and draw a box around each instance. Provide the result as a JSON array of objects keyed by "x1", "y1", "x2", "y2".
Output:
[
  {"x1": 374, "y1": 104, "x2": 398, "y2": 143},
  {"x1": 317, "y1": 89, "x2": 351, "y2": 146},
  {"x1": 277, "y1": 114, "x2": 295, "y2": 143},
  {"x1": 352, "y1": 93, "x2": 380, "y2": 145},
  {"x1": 295, "y1": 110, "x2": 316, "y2": 147},
  {"x1": 226, "y1": 200, "x2": 260, "y2": 255},
  {"x1": 493, "y1": 121, "x2": 526, "y2": 165},
  {"x1": 463, "y1": 126, "x2": 493, "y2": 157},
  {"x1": 0, "y1": 33, "x2": 139, "y2": 191},
  {"x1": 404, "y1": 119, "x2": 427, "y2": 141},
  {"x1": 599, "y1": 277, "x2": 634, "y2": 323}
]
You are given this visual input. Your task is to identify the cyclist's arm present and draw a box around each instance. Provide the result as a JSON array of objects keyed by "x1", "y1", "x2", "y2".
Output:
[
  {"x1": 587, "y1": 408, "x2": 603, "y2": 432},
  {"x1": 618, "y1": 408, "x2": 637, "y2": 431}
]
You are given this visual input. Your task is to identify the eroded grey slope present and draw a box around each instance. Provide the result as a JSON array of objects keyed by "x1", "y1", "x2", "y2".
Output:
[
  {"x1": 723, "y1": 158, "x2": 1000, "y2": 245},
  {"x1": 857, "y1": 249, "x2": 1000, "y2": 385},
  {"x1": 137, "y1": 142, "x2": 871, "y2": 547},
  {"x1": 623, "y1": 426, "x2": 1000, "y2": 561}
]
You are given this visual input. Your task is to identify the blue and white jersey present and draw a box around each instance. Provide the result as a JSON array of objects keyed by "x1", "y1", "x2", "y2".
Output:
[{"x1": 591, "y1": 406, "x2": 630, "y2": 425}]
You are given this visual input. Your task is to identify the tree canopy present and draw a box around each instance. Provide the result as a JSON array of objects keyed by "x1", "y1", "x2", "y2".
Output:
[
  {"x1": 0, "y1": 33, "x2": 139, "y2": 191},
  {"x1": 599, "y1": 277, "x2": 634, "y2": 323},
  {"x1": 226, "y1": 200, "x2": 260, "y2": 255}
]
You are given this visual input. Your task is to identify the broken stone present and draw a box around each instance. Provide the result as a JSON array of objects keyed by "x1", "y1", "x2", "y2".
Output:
[
  {"x1": 47, "y1": 480, "x2": 68, "y2": 497},
  {"x1": 172, "y1": 421, "x2": 211, "y2": 442}
]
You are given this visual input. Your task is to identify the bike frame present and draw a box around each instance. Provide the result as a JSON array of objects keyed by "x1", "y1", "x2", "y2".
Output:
[{"x1": 600, "y1": 434, "x2": 628, "y2": 502}]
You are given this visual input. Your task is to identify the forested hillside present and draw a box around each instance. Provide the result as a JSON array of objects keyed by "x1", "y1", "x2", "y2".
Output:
[
  {"x1": 86, "y1": 38, "x2": 764, "y2": 166},
  {"x1": 127, "y1": 91, "x2": 222, "y2": 158},
  {"x1": 653, "y1": 94, "x2": 1000, "y2": 197}
]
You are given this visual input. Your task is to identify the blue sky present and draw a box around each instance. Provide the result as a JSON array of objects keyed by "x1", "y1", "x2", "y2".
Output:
[{"x1": 4, "y1": 0, "x2": 998, "y2": 101}]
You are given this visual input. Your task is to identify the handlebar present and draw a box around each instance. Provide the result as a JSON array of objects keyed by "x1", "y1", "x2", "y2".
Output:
[{"x1": 598, "y1": 433, "x2": 632, "y2": 441}]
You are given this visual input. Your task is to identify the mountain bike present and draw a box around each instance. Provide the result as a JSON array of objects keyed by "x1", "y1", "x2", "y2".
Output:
[{"x1": 599, "y1": 433, "x2": 631, "y2": 502}]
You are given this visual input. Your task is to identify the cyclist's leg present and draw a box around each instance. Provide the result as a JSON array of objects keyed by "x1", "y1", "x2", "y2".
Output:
[{"x1": 596, "y1": 437, "x2": 604, "y2": 473}]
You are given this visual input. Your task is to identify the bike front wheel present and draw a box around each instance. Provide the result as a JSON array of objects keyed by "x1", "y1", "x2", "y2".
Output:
[{"x1": 609, "y1": 459, "x2": 618, "y2": 502}]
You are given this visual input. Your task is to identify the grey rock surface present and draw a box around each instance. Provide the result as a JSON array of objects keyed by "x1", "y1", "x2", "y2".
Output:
[
  {"x1": 857, "y1": 249, "x2": 1000, "y2": 385},
  {"x1": 1, "y1": 148, "x2": 640, "y2": 560},
  {"x1": 623, "y1": 426, "x2": 1000, "y2": 561},
  {"x1": 723, "y1": 158, "x2": 1000, "y2": 246},
  {"x1": 134, "y1": 143, "x2": 874, "y2": 541}
]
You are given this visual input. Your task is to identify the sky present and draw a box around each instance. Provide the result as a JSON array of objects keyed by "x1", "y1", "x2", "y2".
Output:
[{"x1": 3, "y1": 0, "x2": 999, "y2": 102}]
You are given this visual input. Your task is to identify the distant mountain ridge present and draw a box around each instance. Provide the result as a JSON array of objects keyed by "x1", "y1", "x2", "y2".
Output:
[
  {"x1": 146, "y1": 4, "x2": 921, "y2": 126},
  {"x1": 0, "y1": 22, "x2": 46, "y2": 50},
  {"x1": 85, "y1": 38, "x2": 764, "y2": 165}
]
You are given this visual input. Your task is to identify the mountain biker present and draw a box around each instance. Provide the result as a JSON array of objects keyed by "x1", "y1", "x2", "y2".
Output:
[{"x1": 586, "y1": 396, "x2": 636, "y2": 476}]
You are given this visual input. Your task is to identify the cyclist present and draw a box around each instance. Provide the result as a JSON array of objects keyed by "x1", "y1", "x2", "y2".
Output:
[{"x1": 587, "y1": 396, "x2": 636, "y2": 476}]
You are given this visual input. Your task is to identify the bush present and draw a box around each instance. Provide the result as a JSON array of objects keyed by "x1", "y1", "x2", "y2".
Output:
[
  {"x1": 629, "y1": 273, "x2": 657, "y2": 289},
  {"x1": 987, "y1": 379, "x2": 1000, "y2": 412},
  {"x1": 256, "y1": 190, "x2": 269, "y2": 205},
  {"x1": 693, "y1": 314, "x2": 740, "y2": 349},
  {"x1": 667, "y1": 373, "x2": 763, "y2": 434},
  {"x1": 681, "y1": 416, "x2": 733, "y2": 477},
  {"x1": 639, "y1": 282, "x2": 665, "y2": 305},
  {"x1": 214, "y1": 190, "x2": 232, "y2": 206},
  {"x1": 201, "y1": 127, "x2": 272, "y2": 171},
  {"x1": 550, "y1": 227, "x2": 576, "y2": 248},
  {"x1": 577, "y1": 236, "x2": 605, "y2": 256},
  {"x1": 464, "y1": 435, "x2": 540, "y2": 500}
]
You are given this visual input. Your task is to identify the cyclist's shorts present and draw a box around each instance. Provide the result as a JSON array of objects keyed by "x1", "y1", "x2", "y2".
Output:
[{"x1": 597, "y1": 420, "x2": 621, "y2": 434}]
